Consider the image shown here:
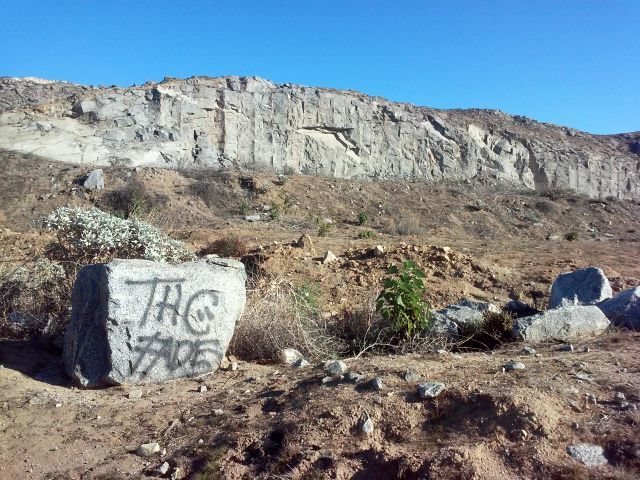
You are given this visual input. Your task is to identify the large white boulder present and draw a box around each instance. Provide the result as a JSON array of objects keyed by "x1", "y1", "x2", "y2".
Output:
[
  {"x1": 512, "y1": 305, "x2": 610, "y2": 342},
  {"x1": 548, "y1": 267, "x2": 612, "y2": 309},
  {"x1": 598, "y1": 287, "x2": 640, "y2": 330},
  {"x1": 64, "y1": 258, "x2": 246, "y2": 387}
]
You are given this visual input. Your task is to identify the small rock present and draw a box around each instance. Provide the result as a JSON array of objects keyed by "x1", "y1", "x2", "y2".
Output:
[
  {"x1": 170, "y1": 467, "x2": 183, "y2": 480},
  {"x1": 369, "y1": 377, "x2": 384, "y2": 391},
  {"x1": 158, "y1": 462, "x2": 170, "y2": 475},
  {"x1": 198, "y1": 438, "x2": 204, "y2": 444},
  {"x1": 567, "y1": 443, "x2": 608, "y2": 466},
  {"x1": 324, "y1": 360, "x2": 348, "y2": 376},
  {"x1": 372, "y1": 245, "x2": 385, "y2": 257},
  {"x1": 197, "y1": 385, "x2": 208, "y2": 393},
  {"x1": 219, "y1": 357, "x2": 231, "y2": 370},
  {"x1": 585, "y1": 393, "x2": 597, "y2": 405},
  {"x1": 582, "y1": 346, "x2": 590, "y2": 353},
  {"x1": 292, "y1": 358, "x2": 311, "y2": 368},
  {"x1": 417, "y1": 381, "x2": 446, "y2": 399},
  {"x1": 212, "y1": 409, "x2": 224, "y2": 416},
  {"x1": 136, "y1": 442, "x2": 161, "y2": 457},
  {"x1": 361, "y1": 417, "x2": 374, "y2": 435},
  {"x1": 557, "y1": 343, "x2": 574, "y2": 352},
  {"x1": 321, "y1": 376, "x2": 335, "y2": 385},
  {"x1": 278, "y1": 348, "x2": 304, "y2": 365},
  {"x1": 504, "y1": 361, "x2": 526, "y2": 371},
  {"x1": 322, "y1": 250, "x2": 338, "y2": 265},
  {"x1": 345, "y1": 372, "x2": 364, "y2": 383},
  {"x1": 128, "y1": 389, "x2": 143, "y2": 399},
  {"x1": 403, "y1": 370, "x2": 421, "y2": 382},
  {"x1": 229, "y1": 362, "x2": 239, "y2": 371},
  {"x1": 83, "y1": 169, "x2": 105, "y2": 190},
  {"x1": 521, "y1": 346, "x2": 537, "y2": 355},
  {"x1": 614, "y1": 391, "x2": 626, "y2": 403}
]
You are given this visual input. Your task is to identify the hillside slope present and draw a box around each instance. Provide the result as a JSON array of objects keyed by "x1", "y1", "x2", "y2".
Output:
[{"x1": 0, "y1": 76, "x2": 638, "y2": 199}]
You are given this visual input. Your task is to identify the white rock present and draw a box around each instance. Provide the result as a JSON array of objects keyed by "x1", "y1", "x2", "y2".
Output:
[
  {"x1": 417, "y1": 381, "x2": 446, "y2": 399},
  {"x1": 136, "y1": 442, "x2": 161, "y2": 457},
  {"x1": 566, "y1": 443, "x2": 608, "y2": 467},
  {"x1": 278, "y1": 348, "x2": 304, "y2": 365},
  {"x1": 322, "y1": 251, "x2": 338, "y2": 265}
]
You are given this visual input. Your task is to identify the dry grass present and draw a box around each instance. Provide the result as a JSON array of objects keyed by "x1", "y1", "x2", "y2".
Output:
[{"x1": 200, "y1": 235, "x2": 249, "y2": 258}]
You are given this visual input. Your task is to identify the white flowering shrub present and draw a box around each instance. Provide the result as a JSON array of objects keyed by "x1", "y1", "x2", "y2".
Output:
[{"x1": 43, "y1": 207, "x2": 195, "y2": 264}]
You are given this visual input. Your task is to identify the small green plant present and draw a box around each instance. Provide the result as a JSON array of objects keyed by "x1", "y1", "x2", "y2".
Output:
[
  {"x1": 357, "y1": 230, "x2": 376, "y2": 239},
  {"x1": 282, "y1": 165, "x2": 296, "y2": 176},
  {"x1": 565, "y1": 231, "x2": 579, "y2": 241},
  {"x1": 279, "y1": 193, "x2": 295, "y2": 212},
  {"x1": 270, "y1": 203, "x2": 282, "y2": 220},
  {"x1": 238, "y1": 199, "x2": 251, "y2": 216},
  {"x1": 375, "y1": 260, "x2": 431, "y2": 337},
  {"x1": 317, "y1": 221, "x2": 333, "y2": 237},
  {"x1": 357, "y1": 211, "x2": 369, "y2": 226}
]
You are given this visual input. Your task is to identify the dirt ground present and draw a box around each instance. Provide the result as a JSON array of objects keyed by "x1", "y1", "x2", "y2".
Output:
[{"x1": 0, "y1": 150, "x2": 639, "y2": 479}]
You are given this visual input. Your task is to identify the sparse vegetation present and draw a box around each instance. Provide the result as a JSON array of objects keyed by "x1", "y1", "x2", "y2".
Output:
[
  {"x1": 101, "y1": 180, "x2": 168, "y2": 219},
  {"x1": 317, "y1": 220, "x2": 333, "y2": 237},
  {"x1": 565, "y1": 230, "x2": 579, "y2": 241},
  {"x1": 357, "y1": 211, "x2": 369, "y2": 226}
]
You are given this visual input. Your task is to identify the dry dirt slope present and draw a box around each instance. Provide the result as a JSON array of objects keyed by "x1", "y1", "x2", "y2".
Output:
[{"x1": 0, "y1": 151, "x2": 640, "y2": 478}]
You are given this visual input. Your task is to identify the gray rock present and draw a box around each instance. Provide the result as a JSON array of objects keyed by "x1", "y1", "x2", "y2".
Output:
[
  {"x1": 455, "y1": 299, "x2": 500, "y2": 314},
  {"x1": 504, "y1": 361, "x2": 526, "y2": 371},
  {"x1": 244, "y1": 213, "x2": 268, "y2": 222},
  {"x1": 614, "y1": 391, "x2": 626, "y2": 403},
  {"x1": 345, "y1": 371, "x2": 364, "y2": 383},
  {"x1": 197, "y1": 385, "x2": 208, "y2": 393},
  {"x1": 512, "y1": 306, "x2": 610, "y2": 342},
  {"x1": 556, "y1": 343, "x2": 574, "y2": 352},
  {"x1": 64, "y1": 258, "x2": 246, "y2": 387},
  {"x1": 324, "y1": 360, "x2": 348, "y2": 376},
  {"x1": 566, "y1": 443, "x2": 608, "y2": 467},
  {"x1": 598, "y1": 287, "x2": 640, "y2": 330},
  {"x1": 430, "y1": 313, "x2": 459, "y2": 336},
  {"x1": 372, "y1": 245, "x2": 385, "y2": 257},
  {"x1": 548, "y1": 267, "x2": 612, "y2": 309},
  {"x1": 433, "y1": 305, "x2": 485, "y2": 332},
  {"x1": 322, "y1": 250, "x2": 337, "y2": 265},
  {"x1": 361, "y1": 417, "x2": 374, "y2": 435},
  {"x1": 292, "y1": 358, "x2": 311, "y2": 368},
  {"x1": 521, "y1": 346, "x2": 537, "y2": 355},
  {"x1": 369, "y1": 377, "x2": 384, "y2": 391},
  {"x1": 158, "y1": 462, "x2": 170, "y2": 475},
  {"x1": 403, "y1": 370, "x2": 422, "y2": 382},
  {"x1": 83, "y1": 169, "x2": 104, "y2": 190},
  {"x1": 136, "y1": 442, "x2": 160, "y2": 457},
  {"x1": 278, "y1": 348, "x2": 304, "y2": 365},
  {"x1": 417, "y1": 381, "x2": 446, "y2": 399}
]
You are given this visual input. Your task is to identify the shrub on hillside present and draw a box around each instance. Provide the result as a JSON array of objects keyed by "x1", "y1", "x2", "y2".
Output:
[
  {"x1": 43, "y1": 207, "x2": 195, "y2": 265},
  {"x1": 101, "y1": 180, "x2": 168, "y2": 219}
]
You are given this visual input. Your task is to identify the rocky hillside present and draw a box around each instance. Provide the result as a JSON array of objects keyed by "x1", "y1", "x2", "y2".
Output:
[{"x1": 0, "y1": 76, "x2": 638, "y2": 199}]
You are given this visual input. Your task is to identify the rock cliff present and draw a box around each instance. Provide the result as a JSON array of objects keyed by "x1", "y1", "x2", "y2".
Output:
[{"x1": 1, "y1": 76, "x2": 638, "y2": 199}]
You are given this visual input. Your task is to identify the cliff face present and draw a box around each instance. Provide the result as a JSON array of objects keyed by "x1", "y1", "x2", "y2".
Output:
[{"x1": 0, "y1": 76, "x2": 638, "y2": 199}]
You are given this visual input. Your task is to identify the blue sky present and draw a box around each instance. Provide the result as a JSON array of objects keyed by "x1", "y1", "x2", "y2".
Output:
[{"x1": 1, "y1": 1, "x2": 638, "y2": 134}]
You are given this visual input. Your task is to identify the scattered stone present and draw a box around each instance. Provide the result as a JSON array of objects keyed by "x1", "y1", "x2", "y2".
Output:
[
  {"x1": 372, "y1": 245, "x2": 385, "y2": 257},
  {"x1": 295, "y1": 234, "x2": 316, "y2": 255},
  {"x1": 245, "y1": 213, "x2": 268, "y2": 222},
  {"x1": 512, "y1": 306, "x2": 610, "y2": 342},
  {"x1": 83, "y1": 169, "x2": 104, "y2": 190},
  {"x1": 598, "y1": 287, "x2": 640, "y2": 330},
  {"x1": 345, "y1": 372, "x2": 364, "y2": 383},
  {"x1": 292, "y1": 358, "x2": 311, "y2": 368},
  {"x1": 128, "y1": 389, "x2": 143, "y2": 400},
  {"x1": 324, "y1": 360, "x2": 348, "y2": 376},
  {"x1": 197, "y1": 385, "x2": 208, "y2": 393},
  {"x1": 158, "y1": 462, "x2": 170, "y2": 475},
  {"x1": 614, "y1": 391, "x2": 626, "y2": 403},
  {"x1": 136, "y1": 442, "x2": 161, "y2": 457},
  {"x1": 504, "y1": 361, "x2": 526, "y2": 371},
  {"x1": 229, "y1": 362, "x2": 239, "y2": 371},
  {"x1": 321, "y1": 376, "x2": 335, "y2": 385},
  {"x1": 557, "y1": 343, "x2": 574, "y2": 352},
  {"x1": 403, "y1": 370, "x2": 421, "y2": 382},
  {"x1": 170, "y1": 467, "x2": 182, "y2": 480},
  {"x1": 585, "y1": 393, "x2": 597, "y2": 405},
  {"x1": 212, "y1": 409, "x2": 224, "y2": 416},
  {"x1": 521, "y1": 346, "x2": 537, "y2": 355},
  {"x1": 361, "y1": 417, "x2": 374, "y2": 435},
  {"x1": 417, "y1": 381, "x2": 446, "y2": 399},
  {"x1": 369, "y1": 377, "x2": 384, "y2": 391},
  {"x1": 322, "y1": 250, "x2": 338, "y2": 265},
  {"x1": 64, "y1": 258, "x2": 247, "y2": 387},
  {"x1": 278, "y1": 348, "x2": 304, "y2": 365},
  {"x1": 566, "y1": 443, "x2": 608, "y2": 466},
  {"x1": 219, "y1": 357, "x2": 231, "y2": 370},
  {"x1": 548, "y1": 267, "x2": 612, "y2": 309}
]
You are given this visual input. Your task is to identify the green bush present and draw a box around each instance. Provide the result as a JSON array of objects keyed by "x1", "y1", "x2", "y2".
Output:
[
  {"x1": 375, "y1": 260, "x2": 431, "y2": 337},
  {"x1": 357, "y1": 211, "x2": 369, "y2": 226},
  {"x1": 317, "y1": 221, "x2": 333, "y2": 237},
  {"x1": 357, "y1": 230, "x2": 376, "y2": 239}
]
